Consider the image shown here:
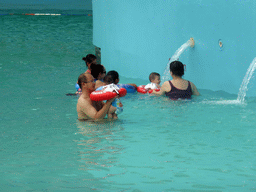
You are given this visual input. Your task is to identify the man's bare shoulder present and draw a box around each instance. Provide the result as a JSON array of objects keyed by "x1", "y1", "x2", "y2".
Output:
[
  {"x1": 77, "y1": 96, "x2": 93, "y2": 120},
  {"x1": 77, "y1": 96, "x2": 92, "y2": 110}
]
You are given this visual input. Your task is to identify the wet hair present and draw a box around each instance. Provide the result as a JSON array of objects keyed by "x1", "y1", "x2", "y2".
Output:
[
  {"x1": 77, "y1": 73, "x2": 88, "y2": 90},
  {"x1": 149, "y1": 72, "x2": 160, "y2": 82},
  {"x1": 169, "y1": 61, "x2": 185, "y2": 77},
  {"x1": 103, "y1": 75, "x2": 114, "y2": 84},
  {"x1": 106, "y1": 70, "x2": 119, "y2": 82},
  {"x1": 91, "y1": 64, "x2": 105, "y2": 79},
  {"x1": 82, "y1": 54, "x2": 97, "y2": 66}
]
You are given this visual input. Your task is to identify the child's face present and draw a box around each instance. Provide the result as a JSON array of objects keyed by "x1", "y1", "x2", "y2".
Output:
[{"x1": 152, "y1": 76, "x2": 161, "y2": 85}]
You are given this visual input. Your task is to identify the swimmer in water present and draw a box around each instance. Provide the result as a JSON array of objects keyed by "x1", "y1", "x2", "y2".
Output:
[
  {"x1": 76, "y1": 54, "x2": 97, "y2": 93},
  {"x1": 103, "y1": 71, "x2": 124, "y2": 119},
  {"x1": 77, "y1": 73, "x2": 117, "y2": 121},
  {"x1": 144, "y1": 72, "x2": 161, "y2": 90},
  {"x1": 91, "y1": 64, "x2": 107, "y2": 89},
  {"x1": 82, "y1": 54, "x2": 97, "y2": 74},
  {"x1": 152, "y1": 61, "x2": 199, "y2": 100}
]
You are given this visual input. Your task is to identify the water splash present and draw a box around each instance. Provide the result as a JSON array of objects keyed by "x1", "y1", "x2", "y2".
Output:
[
  {"x1": 237, "y1": 57, "x2": 256, "y2": 103},
  {"x1": 204, "y1": 100, "x2": 242, "y2": 105},
  {"x1": 161, "y1": 39, "x2": 194, "y2": 83},
  {"x1": 204, "y1": 57, "x2": 256, "y2": 105}
]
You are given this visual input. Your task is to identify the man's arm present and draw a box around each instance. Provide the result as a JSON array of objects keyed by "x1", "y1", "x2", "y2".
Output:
[{"x1": 80, "y1": 97, "x2": 116, "y2": 120}]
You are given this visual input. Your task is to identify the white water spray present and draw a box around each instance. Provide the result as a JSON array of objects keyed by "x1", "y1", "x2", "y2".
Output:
[
  {"x1": 161, "y1": 38, "x2": 195, "y2": 83},
  {"x1": 204, "y1": 57, "x2": 256, "y2": 105},
  {"x1": 237, "y1": 57, "x2": 256, "y2": 103}
]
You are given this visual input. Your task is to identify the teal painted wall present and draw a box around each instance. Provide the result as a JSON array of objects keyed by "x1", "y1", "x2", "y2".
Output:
[{"x1": 93, "y1": 0, "x2": 256, "y2": 96}]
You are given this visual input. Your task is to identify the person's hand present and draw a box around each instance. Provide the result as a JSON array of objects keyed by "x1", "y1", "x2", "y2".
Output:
[{"x1": 106, "y1": 96, "x2": 118, "y2": 104}]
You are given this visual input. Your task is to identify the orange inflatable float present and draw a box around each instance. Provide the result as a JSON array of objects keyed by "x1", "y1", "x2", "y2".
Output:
[
  {"x1": 90, "y1": 84, "x2": 127, "y2": 101},
  {"x1": 137, "y1": 85, "x2": 160, "y2": 94}
]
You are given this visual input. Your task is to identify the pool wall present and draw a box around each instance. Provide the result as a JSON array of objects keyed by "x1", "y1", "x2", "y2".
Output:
[{"x1": 92, "y1": 0, "x2": 256, "y2": 96}]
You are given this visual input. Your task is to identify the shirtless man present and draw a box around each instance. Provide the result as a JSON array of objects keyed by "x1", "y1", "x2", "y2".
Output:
[{"x1": 77, "y1": 73, "x2": 116, "y2": 121}]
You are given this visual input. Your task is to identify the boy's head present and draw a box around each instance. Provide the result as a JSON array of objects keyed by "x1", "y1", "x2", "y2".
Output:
[
  {"x1": 105, "y1": 70, "x2": 119, "y2": 84},
  {"x1": 149, "y1": 72, "x2": 161, "y2": 85},
  {"x1": 103, "y1": 74, "x2": 114, "y2": 84}
]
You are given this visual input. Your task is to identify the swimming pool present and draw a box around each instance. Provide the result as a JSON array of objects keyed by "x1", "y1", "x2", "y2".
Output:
[{"x1": 1, "y1": 12, "x2": 256, "y2": 191}]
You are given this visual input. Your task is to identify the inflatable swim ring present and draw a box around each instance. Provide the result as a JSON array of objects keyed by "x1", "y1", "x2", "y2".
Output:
[
  {"x1": 117, "y1": 84, "x2": 137, "y2": 93},
  {"x1": 90, "y1": 84, "x2": 127, "y2": 101},
  {"x1": 137, "y1": 85, "x2": 160, "y2": 94},
  {"x1": 96, "y1": 85, "x2": 124, "y2": 112},
  {"x1": 75, "y1": 83, "x2": 80, "y2": 91}
]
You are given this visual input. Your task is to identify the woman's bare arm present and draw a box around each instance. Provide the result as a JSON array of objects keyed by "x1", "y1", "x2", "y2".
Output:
[
  {"x1": 151, "y1": 81, "x2": 170, "y2": 95},
  {"x1": 191, "y1": 82, "x2": 200, "y2": 96}
]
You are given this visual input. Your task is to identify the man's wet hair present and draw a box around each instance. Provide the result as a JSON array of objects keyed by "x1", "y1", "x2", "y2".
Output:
[{"x1": 77, "y1": 73, "x2": 88, "y2": 90}]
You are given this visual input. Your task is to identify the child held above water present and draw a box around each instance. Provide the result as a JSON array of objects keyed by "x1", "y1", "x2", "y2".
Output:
[
  {"x1": 144, "y1": 72, "x2": 161, "y2": 90},
  {"x1": 99, "y1": 71, "x2": 124, "y2": 119},
  {"x1": 137, "y1": 72, "x2": 161, "y2": 94}
]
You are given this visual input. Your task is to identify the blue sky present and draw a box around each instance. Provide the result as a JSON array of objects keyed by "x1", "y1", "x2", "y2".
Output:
[{"x1": 1, "y1": 0, "x2": 92, "y2": 10}]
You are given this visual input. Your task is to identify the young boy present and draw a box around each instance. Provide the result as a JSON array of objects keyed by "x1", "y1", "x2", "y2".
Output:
[
  {"x1": 144, "y1": 72, "x2": 161, "y2": 90},
  {"x1": 100, "y1": 71, "x2": 124, "y2": 119}
]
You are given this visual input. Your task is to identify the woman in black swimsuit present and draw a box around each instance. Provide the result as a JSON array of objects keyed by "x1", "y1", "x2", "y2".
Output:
[{"x1": 152, "y1": 61, "x2": 200, "y2": 100}]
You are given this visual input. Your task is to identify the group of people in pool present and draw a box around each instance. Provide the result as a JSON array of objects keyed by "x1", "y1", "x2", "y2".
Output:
[{"x1": 76, "y1": 54, "x2": 200, "y2": 121}]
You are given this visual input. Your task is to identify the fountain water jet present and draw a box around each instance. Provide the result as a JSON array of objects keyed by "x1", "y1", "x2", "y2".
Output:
[
  {"x1": 237, "y1": 57, "x2": 256, "y2": 103},
  {"x1": 161, "y1": 38, "x2": 195, "y2": 83},
  {"x1": 205, "y1": 57, "x2": 256, "y2": 105}
]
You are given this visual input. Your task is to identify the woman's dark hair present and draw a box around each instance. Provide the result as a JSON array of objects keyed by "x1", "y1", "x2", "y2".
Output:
[
  {"x1": 91, "y1": 64, "x2": 105, "y2": 79},
  {"x1": 106, "y1": 70, "x2": 119, "y2": 82},
  {"x1": 169, "y1": 61, "x2": 185, "y2": 77},
  {"x1": 82, "y1": 54, "x2": 97, "y2": 66}
]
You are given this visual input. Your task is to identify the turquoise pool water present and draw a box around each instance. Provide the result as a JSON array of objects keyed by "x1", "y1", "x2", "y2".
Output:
[{"x1": 1, "y1": 13, "x2": 256, "y2": 191}]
